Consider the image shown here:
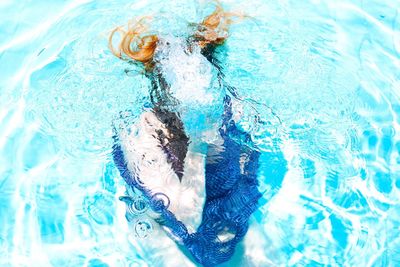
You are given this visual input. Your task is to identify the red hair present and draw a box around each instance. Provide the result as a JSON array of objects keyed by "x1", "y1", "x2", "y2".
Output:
[
  {"x1": 109, "y1": 3, "x2": 244, "y2": 66},
  {"x1": 109, "y1": 17, "x2": 158, "y2": 68},
  {"x1": 194, "y1": 1, "x2": 245, "y2": 48}
]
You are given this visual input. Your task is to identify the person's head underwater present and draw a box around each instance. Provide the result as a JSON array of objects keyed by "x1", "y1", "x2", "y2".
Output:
[{"x1": 108, "y1": 2, "x2": 244, "y2": 71}]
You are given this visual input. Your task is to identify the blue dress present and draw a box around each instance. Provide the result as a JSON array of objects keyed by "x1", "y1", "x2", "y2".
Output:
[{"x1": 112, "y1": 94, "x2": 261, "y2": 266}]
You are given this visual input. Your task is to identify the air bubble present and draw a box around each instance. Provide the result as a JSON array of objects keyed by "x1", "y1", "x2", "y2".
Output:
[
  {"x1": 134, "y1": 219, "x2": 153, "y2": 238},
  {"x1": 129, "y1": 197, "x2": 149, "y2": 215}
]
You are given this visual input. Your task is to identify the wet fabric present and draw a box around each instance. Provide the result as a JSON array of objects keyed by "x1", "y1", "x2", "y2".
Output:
[{"x1": 112, "y1": 95, "x2": 261, "y2": 266}]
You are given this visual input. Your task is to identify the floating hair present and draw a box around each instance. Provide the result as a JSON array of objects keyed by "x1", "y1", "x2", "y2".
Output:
[
  {"x1": 194, "y1": 1, "x2": 246, "y2": 48},
  {"x1": 108, "y1": 2, "x2": 246, "y2": 67},
  {"x1": 109, "y1": 17, "x2": 158, "y2": 67}
]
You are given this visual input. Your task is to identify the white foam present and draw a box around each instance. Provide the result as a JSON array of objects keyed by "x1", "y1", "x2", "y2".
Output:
[{"x1": 154, "y1": 36, "x2": 215, "y2": 106}]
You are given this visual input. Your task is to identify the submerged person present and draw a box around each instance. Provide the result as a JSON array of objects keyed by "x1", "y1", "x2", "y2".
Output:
[{"x1": 110, "y1": 4, "x2": 261, "y2": 266}]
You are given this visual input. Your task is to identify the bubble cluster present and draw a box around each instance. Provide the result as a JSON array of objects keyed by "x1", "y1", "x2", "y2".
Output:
[{"x1": 119, "y1": 189, "x2": 154, "y2": 239}]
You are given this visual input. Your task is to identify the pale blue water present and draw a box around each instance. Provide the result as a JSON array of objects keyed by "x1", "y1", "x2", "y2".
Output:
[{"x1": 1, "y1": 0, "x2": 400, "y2": 266}]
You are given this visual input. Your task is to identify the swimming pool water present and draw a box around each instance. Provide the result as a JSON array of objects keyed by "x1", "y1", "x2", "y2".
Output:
[{"x1": 0, "y1": 0, "x2": 400, "y2": 266}]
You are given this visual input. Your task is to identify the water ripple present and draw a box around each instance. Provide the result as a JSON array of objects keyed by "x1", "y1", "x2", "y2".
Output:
[{"x1": 1, "y1": 0, "x2": 400, "y2": 266}]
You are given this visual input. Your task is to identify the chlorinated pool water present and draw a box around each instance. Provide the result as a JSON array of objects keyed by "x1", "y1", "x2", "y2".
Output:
[{"x1": 0, "y1": 0, "x2": 399, "y2": 266}]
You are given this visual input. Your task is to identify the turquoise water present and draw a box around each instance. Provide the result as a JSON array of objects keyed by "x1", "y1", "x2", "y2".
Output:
[{"x1": 1, "y1": 0, "x2": 400, "y2": 266}]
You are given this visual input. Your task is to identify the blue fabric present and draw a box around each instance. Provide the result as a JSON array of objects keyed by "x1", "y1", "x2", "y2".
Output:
[{"x1": 112, "y1": 95, "x2": 261, "y2": 266}]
